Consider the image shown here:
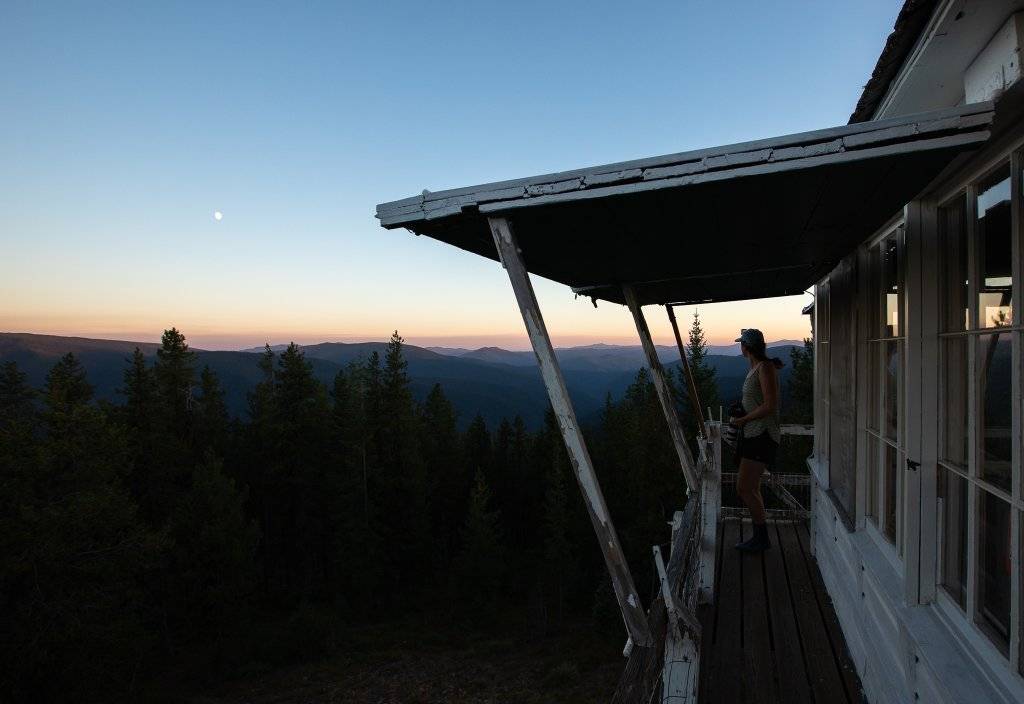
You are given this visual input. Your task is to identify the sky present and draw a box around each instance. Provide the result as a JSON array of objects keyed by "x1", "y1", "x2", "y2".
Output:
[{"x1": 1, "y1": 1, "x2": 900, "y2": 350}]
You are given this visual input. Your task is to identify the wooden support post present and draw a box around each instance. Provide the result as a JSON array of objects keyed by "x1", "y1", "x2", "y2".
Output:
[
  {"x1": 667, "y1": 304, "x2": 708, "y2": 442},
  {"x1": 489, "y1": 216, "x2": 652, "y2": 647},
  {"x1": 623, "y1": 285, "x2": 700, "y2": 493},
  {"x1": 700, "y1": 422, "x2": 722, "y2": 604},
  {"x1": 660, "y1": 520, "x2": 701, "y2": 703}
]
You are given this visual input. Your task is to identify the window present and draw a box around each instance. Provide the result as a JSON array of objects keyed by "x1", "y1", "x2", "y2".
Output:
[
  {"x1": 864, "y1": 227, "x2": 905, "y2": 554},
  {"x1": 935, "y1": 161, "x2": 1021, "y2": 664},
  {"x1": 937, "y1": 467, "x2": 967, "y2": 608}
]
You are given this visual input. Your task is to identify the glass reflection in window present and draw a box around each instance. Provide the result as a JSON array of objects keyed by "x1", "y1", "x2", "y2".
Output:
[
  {"x1": 977, "y1": 492, "x2": 1011, "y2": 653},
  {"x1": 978, "y1": 333, "x2": 1012, "y2": 492},
  {"x1": 937, "y1": 468, "x2": 967, "y2": 609},
  {"x1": 941, "y1": 337, "x2": 968, "y2": 468},
  {"x1": 884, "y1": 341, "x2": 900, "y2": 441},
  {"x1": 976, "y1": 171, "x2": 1013, "y2": 328},
  {"x1": 882, "y1": 233, "x2": 900, "y2": 336}
]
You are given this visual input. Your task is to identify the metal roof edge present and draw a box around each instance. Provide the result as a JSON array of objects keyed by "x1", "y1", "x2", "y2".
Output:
[{"x1": 376, "y1": 104, "x2": 993, "y2": 228}]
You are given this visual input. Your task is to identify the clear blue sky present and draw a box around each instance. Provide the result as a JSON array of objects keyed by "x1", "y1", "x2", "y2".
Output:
[{"x1": 1, "y1": 1, "x2": 899, "y2": 349}]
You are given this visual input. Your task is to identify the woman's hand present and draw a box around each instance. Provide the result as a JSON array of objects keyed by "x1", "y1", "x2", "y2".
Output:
[{"x1": 732, "y1": 416, "x2": 748, "y2": 428}]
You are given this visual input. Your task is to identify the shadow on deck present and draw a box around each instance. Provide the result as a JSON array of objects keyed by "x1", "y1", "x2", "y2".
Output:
[{"x1": 698, "y1": 520, "x2": 862, "y2": 704}]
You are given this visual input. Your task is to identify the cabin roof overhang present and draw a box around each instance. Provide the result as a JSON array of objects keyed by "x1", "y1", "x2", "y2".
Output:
[{"x1": 376, "y1": 103, "x2": 994, "y2": 306}]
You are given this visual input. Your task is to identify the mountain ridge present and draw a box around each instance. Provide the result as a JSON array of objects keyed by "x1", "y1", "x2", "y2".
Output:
[{"x1": 1, "y1": 332, "x2": 802, "y2": 429}]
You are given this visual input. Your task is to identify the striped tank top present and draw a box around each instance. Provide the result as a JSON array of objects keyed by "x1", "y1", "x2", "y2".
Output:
[{"x1": 741, "y1": 362, "x2": 780, "y2": 443}]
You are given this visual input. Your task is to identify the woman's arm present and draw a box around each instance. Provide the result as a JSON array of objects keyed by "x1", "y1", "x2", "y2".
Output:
[{"x1": 736, "y1": 364, "x2": 779, "y2": 425}]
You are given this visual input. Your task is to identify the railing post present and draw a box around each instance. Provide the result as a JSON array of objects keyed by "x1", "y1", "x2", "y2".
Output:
[{"x1": 699, "y1": 421, "x2": 722, "y2": 604}]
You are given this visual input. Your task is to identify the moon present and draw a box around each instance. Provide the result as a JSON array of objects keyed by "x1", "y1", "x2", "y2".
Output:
[{"x1": 213, "y1": 211, "x2": 223, "y2": 221}]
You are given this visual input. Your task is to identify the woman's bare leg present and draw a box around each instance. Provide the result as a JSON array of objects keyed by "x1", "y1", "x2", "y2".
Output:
[{"x1": 737, "y1": 458, "x2": 767, "y2": 524}]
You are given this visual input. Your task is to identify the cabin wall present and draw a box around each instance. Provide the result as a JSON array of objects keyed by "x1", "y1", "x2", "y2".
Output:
[{"x1": 810, "y1": 118, "x2": 1024, "y2": 702}]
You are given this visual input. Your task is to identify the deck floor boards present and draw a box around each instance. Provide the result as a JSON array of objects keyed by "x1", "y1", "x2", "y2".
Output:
[{"x1": 698, "y1": 520, "x2": 862, "y2": 703}]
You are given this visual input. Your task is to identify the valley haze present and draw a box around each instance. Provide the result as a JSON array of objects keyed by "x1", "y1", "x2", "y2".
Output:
[{"x1": 0, "y1": 331, "x2": 803, "y2": 430}]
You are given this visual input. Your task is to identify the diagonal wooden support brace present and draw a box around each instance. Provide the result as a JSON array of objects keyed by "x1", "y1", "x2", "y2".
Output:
[
  {"x1": 622, "y1": 285, "x2": 700, "y2": 493},
  {"x1": 488, "y1": 216, "x2": 653, "y2": 647},
  {"x1": 654, "y1": 545, "x2": 702, "y2": 641}
]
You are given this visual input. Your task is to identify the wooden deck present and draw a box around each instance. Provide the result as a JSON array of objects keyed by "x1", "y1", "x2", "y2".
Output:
[{"x1": 698, "y1": 520, "x2": 862, "y2": 704}]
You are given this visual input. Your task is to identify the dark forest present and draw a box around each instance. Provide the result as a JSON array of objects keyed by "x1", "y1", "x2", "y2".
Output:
[{"x1": 0, "y1": 320, "x2": 812, "y2": 702}]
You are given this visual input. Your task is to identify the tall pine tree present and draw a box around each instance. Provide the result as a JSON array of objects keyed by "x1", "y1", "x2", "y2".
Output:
[
  {"x1": 685, "y1": 310, "x2": 721, "y2": 427},
  {"x1": 153, "y1": 328, "x2": 196, "y2": 441}
]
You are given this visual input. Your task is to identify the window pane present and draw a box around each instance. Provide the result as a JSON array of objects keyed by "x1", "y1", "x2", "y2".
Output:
[
  {"x1": 978, "y1": 333, "x2": 1012, "y2": 492},
  {"x1": 867, "y1": 343, "x2": 880, "y2": 432},
  {"x1": 939, "y1": 196, "x2": 969, "y2": 332},
  {"x1": 866, "y1": 435, "x2": 878, "y2": 523},
  {"x1": 882, "y1": 232, "x2": 901, "y2": 336},
  {"x1": 884, "y1": 340, "x2": 900, "y2": 442},
  {"x1": 976, "y1": 171, "x2": 1013, "y2": 328},
  {"x1": 977, "y1": 492, "x2": 1011, "y2": 653},
  {"x1": 937, "y1": 468, "x2": 967, "y2": 609},
  {"x1": 941, "y1": 337, "x2": 968, "y2": 468},
  {"x1": 884, "y1": 443, "x2": 900, "y2": 547}
]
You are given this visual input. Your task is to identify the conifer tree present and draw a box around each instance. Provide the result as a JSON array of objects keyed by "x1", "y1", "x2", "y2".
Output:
[
  {"x1": 269, "y1": 343, "x2": 333, "y2": 600},
  {"x1": 685, "y1": 310, "x2": 721, "y2": 426},
  {"x1": 380, "y1": 331, "x2": 418, "y2": 471},
  {"x1": 164, "y1": 453, "x2": 257, "y2": 634},
  {"x1": 44, "y1": 352, "x2": 93, "y2": 415},
  {"x1": 542, "y1": 451, "x2": 572, "y2": 625},
  {"x1": 194, "y1": 365, "x2": 229, "y2": 458},
  {"x1": 362, "y1": 350, "x2": 383, "y2": 466},
  {"x1": 331, "y1": 366, "x2": 384, "y2": 603},
  {"x1": 0, "y1": 361, "x2": 35, "y2": 433},
  {"x1": 786, "y1": 338, "x2": 814, "y2": 423},
  {"x1": 3, "y1": 355, "x2": 157, "y2": 700},
  {"x1": 420, "y1": 383, "x2": 463, "y2": 565},
  {"x1": 378, "y1": 332, "x2": 429, "y2": 592},
  {"x1": 153, "y1": 328, "x2": 196, "y2": 439},
  {"x1": 456, "y1": 470, "x2": 505, "y2": 613},
  {"x1": 121, "y1": 347, "x2": 155, "y2": 435},
  {"x1": 463, "y1": 413, "x2": 491, "y2": 477}
]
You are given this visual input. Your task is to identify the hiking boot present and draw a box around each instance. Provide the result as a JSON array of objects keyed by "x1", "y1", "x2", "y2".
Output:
[{"x1": 735, "y1": 523, "x2": 772, "y2": 552}]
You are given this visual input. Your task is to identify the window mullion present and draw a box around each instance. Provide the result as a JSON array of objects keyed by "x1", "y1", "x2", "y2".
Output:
[{"x1": 966, "y1": 183, "x2": 981, "y2": 626}]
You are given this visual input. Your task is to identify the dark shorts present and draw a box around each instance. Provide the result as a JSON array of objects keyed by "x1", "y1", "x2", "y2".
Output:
[{"x1": 737, "y1": 431, "x2": 778, "y2": 467}]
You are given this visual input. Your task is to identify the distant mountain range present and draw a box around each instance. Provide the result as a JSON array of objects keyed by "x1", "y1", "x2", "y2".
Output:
[{"x1": 1, "y1": 332, "x2": 803, "y2": 429}]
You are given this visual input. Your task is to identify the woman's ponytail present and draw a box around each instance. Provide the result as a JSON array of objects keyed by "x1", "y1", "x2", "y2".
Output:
[{"x1": 748, "y1": 341, "x2": 785, "y2": 369}]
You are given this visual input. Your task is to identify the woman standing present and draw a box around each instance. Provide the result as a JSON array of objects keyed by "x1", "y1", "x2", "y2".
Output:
[{"x1": 729, "y1": 328, "x2": 783, "y2": 552}]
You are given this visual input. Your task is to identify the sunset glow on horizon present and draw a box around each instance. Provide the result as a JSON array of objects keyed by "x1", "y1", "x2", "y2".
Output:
[{"x1": 0, "y1": 284, "x2": 812, "y2": 351}]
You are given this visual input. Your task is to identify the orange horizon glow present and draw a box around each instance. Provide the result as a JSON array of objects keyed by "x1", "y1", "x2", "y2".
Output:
[{"x1": 0, "y1": 293, "x2": 812, "y2": 351}]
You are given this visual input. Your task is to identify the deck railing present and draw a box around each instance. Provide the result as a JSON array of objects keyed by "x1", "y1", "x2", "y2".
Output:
[{"x1": 613, "y1": 420, "x2": 813, "y2": 703}]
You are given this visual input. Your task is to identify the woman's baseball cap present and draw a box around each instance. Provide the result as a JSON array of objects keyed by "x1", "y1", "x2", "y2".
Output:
[{"x1": 735, "y1": 328, "x2": 765, "y2": 346}]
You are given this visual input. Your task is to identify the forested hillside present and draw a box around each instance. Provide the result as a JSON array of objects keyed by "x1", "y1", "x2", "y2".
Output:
[
  {"x1": 0, "y1": 324, "x2": 812, "y2": 702},
  {"x1": 0, "y1": 332, "x2": 801, "y2": 430}
]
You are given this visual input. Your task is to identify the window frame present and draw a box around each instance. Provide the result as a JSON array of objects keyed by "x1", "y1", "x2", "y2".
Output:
[
  {"x1": 930, "y1": 154, "x2": 1023, "y2": 673},
  {"x1": 862, "y1": 223, "x2": 908, "y2": 560}
]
